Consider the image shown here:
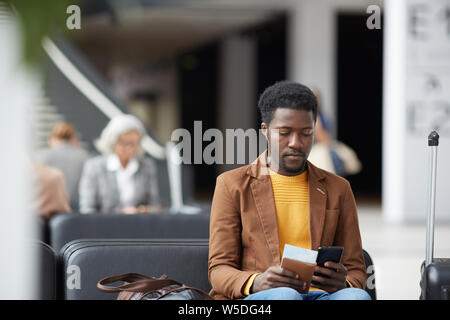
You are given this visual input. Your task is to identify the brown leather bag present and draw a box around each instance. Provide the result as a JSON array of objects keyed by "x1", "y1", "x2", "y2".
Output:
[{"x1": 97, "y1": 272, "x2": 213, "y2": 300}]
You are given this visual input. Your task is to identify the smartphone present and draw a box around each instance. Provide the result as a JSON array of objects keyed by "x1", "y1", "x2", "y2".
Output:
[{"x1": 316, "y1": 246, "x2": 344, "y2": 267}]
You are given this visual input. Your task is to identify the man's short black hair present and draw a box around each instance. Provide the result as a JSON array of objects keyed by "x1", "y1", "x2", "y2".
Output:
[{"x1": 258, "y1": 80, "x2": 318, "y2": 125}]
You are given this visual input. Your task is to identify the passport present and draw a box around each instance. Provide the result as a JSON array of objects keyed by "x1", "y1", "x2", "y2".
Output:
[
  {"x1": 280, "y1": 244, "x2": 318, "y2": 293},
  {"x1": 281, "y1": 244, "x2": 318, "y2": 264}
]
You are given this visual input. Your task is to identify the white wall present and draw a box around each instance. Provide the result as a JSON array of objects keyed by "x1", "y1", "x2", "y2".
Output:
[{"x1": 383, "y1": 0, "x2": 450, "y2": 223}]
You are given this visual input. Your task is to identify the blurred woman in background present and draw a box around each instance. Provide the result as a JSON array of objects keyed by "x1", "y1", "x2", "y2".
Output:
[
  {"x1": 36, "y1": 122, "x2": 89, "y2": 210},
  {"x1": 79, "y1": 114, "x2": 161, "y2": 214},
  {"x1": 308, "y1": 89, "x2": 361, "y2": 177}
]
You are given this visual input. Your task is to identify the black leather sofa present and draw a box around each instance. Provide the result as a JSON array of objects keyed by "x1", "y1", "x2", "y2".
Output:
[
  {"x1": 36, "y1": 211, "x2": 376, "y2": 300},
  {"x1": 34, "y1": 241, "x2": 58, "y2": 300},
  {"x1": 59, "y1": 239, "x2": 211, "y2": 300},
  {"x1": 35, "y1": 238, "x2": 376, "y2": 300},
  {"x1": 49, "y1": 212, "x2": 210, "y2": 252}
]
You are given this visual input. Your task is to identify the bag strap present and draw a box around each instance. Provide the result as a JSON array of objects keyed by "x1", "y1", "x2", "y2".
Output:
[
  {"x1": 156, "y1": 285, "x2": 213, "y2": 300},
  {"x1": 97, "y1": 273, "x2": 181, "y2": 293},
  {"x1": 98, "y1": 272, "x2": 154, "y2": 284}
]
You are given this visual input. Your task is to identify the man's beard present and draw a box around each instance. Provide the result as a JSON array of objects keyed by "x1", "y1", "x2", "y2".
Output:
[
  {"x1": 279, "y1": 156, "x2": 307, "y2": 174},
  {"x1": 268, "y1": 150, "x2": 307, "y2": 175}
]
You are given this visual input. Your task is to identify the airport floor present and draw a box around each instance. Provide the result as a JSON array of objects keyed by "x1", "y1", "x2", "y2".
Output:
[{"x1": 358, "y1": 204, "x2": 450, "y2": 300}]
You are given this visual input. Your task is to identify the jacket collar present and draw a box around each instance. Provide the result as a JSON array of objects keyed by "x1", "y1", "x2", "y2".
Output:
[
  {"x1": 107, "y1": 154, "x2": 139, "y2": 176},
  {"x1": 247, "y1": 151, "x2": 328, "y2": 263},
  {"x1": 246, "y1": 150, "x2": 326, "y2": 183}
]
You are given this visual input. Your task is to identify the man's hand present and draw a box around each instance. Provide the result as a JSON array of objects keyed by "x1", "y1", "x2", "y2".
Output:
[
  {"x1": 251, "y1": 266, "x2": 306, "y2": 294},
  {"x1": 312, "y1": 261, "x2": 348, "y2": 293}
]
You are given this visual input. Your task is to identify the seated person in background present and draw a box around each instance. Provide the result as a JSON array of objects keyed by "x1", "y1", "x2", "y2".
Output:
[
  {"x1": 208, "y1": 81, "x2": 370, "y2": 300},
  {"x1": 36, "y1": 122, "x2": 89, "y2": 210},
  {"x1": 308, "y1": 89, "x2": 361, "y2": 176},
  {"x1": 32, "y1": 162, "x2": 71, "y2": 221},
  {"x1": 79, "y1": 114, "x2": 161, "y2": 214}
]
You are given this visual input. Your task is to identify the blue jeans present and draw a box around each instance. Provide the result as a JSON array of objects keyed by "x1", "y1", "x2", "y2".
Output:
[{"x1": 244, "y1": 287, "x2": 371, "y2": 300}]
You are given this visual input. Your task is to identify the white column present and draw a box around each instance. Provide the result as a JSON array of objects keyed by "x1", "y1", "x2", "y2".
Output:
[
  {"x1": 0, "y1": 7, "x2": 37, "y2": 298},
  {"x1": 288, "y1": 0, "x2": 336, "y2": 134},
  {"x1": 218, "y1": 34, "x2": 257, "y2": 173},
  {"x1": 382, "y1": 0, "x2": 407, "y2": 223}
]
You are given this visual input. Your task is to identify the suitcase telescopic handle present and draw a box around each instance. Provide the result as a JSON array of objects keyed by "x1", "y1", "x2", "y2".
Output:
[
  {"x1": 428, "y1": 131, "x2": 439, "y2": 147},
  {"x1": 426, "y1": 131, "x2": 439, "y2": 266}
]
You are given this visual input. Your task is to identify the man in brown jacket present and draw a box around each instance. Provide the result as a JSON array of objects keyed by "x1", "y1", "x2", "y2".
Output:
[{"x1": 208, "y1": 81, "x2": 370, "y2": 300}]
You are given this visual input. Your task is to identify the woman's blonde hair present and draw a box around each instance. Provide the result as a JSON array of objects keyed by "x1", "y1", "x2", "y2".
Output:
[
  {"x1": 51, "y1": 122, "x2": 77, "y2": 141},
  {"x1": 94, "y1": 114, "x2": 146, "y2": 156}
]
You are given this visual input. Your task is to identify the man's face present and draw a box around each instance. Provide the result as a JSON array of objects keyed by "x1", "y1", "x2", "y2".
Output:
[{"x1": 262, "y1": 108, "x2": 315, "y2": 176}]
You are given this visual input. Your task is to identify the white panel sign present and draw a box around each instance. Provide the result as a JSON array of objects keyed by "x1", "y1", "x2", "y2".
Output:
[
  {"x1": 406, "y1": 0, "x2": 450, "y2": 137},
  {"x1": 383, "y1": 0, "x2": 450, "y2": 223}
]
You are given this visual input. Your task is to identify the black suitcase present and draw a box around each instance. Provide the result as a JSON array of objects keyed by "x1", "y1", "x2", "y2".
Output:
[{"x1": 420, "y1": 131, "x2": 450, "y2": 300}]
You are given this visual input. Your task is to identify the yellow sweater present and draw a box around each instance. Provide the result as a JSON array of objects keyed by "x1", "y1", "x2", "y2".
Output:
[
  {"x1": 269, "y1": 169, "x2": 311, "y2": 255},
  {"x1": 243, "y1": 169, "x2": 315, "y2": 295}
]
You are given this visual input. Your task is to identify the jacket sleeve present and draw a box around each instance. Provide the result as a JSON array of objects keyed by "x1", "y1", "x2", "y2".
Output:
[
  {"x1": 208, "y1": 175, "x2": 255, "y2": 299},
  {"x1": 334, "y1": 180, "x2": 367, "y2": 289},
  {"x1": 38, "y1": 168, "x2": 71, "y2": 220},
  {"x1": 53, "y1": 171, "x2": 71, "y2": 215}
]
